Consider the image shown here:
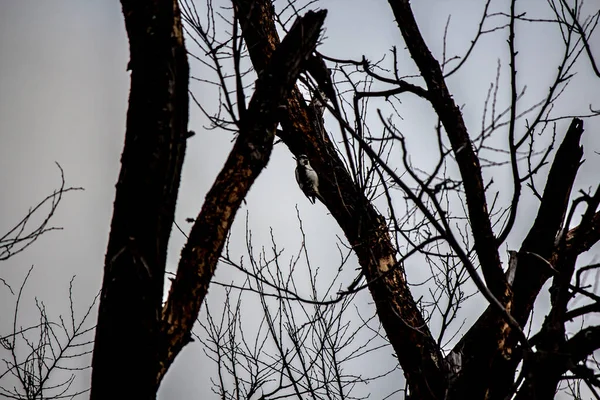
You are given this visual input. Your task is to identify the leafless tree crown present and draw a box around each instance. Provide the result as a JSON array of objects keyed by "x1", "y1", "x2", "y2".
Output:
[{"x1": 3, "y1": 1, "x2": 595, "y2": 400}]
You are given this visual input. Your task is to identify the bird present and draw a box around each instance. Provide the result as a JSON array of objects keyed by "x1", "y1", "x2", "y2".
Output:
[{"x1": 295, "y1": 154, "x2": 323, "y2": 204}]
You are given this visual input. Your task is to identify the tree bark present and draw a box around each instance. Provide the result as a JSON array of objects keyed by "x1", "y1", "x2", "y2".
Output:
[
  {"x1": 384, "y1": 1, "x2": 519, "y2": 398},
  {"x1": 90, "y1": 0, "x2": 189, "y2": 399},
  {"x1": 513, "y1": 118, "x2": 584, "y2": 325},
  {"x1": 516, "y1": 325, "x2": 600, "y2": 400}
]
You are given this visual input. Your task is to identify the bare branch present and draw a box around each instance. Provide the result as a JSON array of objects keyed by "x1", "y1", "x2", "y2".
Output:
[
  {"x1": 0, "y1": 163, "x2": 83, "y2": 262},
  {"x1": 387, "y1": 0, "x2": 509, "y2": 302}
]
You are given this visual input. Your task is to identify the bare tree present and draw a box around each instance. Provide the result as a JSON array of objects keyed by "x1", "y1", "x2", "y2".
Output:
[
  {"x1": 88, "y1": 0, "x2": 600, "y2": 399},
  {"x1": 90, "y1": 1, "x2": 326, "y2": 398}
]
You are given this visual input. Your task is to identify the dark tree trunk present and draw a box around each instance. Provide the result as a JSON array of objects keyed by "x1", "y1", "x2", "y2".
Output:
[{"x1": 90, "y1": 0, "x2": 189, "y2": 398}]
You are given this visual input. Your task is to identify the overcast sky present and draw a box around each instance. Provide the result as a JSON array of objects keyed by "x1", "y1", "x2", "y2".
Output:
[{"x1": 1, "y1": 0, "x2": 599, "y2": 399}]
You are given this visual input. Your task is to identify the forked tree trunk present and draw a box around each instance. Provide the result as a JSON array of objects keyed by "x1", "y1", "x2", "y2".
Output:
[{"x1": 91, "y1": 1, "x2": 327, "y2": 398}]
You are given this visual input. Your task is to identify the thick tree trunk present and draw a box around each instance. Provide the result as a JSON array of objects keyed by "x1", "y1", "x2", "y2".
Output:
[{"x1": 90, "y1": 0, "x2": 189, "y2": 398}]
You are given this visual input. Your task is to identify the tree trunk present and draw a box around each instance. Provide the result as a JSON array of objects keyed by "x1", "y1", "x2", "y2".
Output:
[{"x1": 90, "y1": 0, "x2": 189, "y2": 398}]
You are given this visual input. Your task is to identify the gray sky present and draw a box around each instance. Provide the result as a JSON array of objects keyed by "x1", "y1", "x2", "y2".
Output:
[{"x1": 1, "y1": 0, "x2": 599, "y2": 399}]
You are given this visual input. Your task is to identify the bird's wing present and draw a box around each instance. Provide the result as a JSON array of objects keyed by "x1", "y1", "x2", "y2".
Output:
[
  {"x1": 296, "y1": 166, "x2": 315, "y2": 203},
  {"x1": 295, "y1": 167, "x2": 303, "y2": 189}
]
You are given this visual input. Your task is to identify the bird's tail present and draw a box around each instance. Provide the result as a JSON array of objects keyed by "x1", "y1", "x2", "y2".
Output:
[{"x1": 315, "y1": 190, "x2": 325, "y2": 205}]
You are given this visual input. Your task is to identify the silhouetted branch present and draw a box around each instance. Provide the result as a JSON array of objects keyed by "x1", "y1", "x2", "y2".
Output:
[
  {"x1": 159, "y1": 9, "x2": 327, "y2": 384},
  {"x1": 0, "y1": 163, "x2": 82, "y2": 262},
  {"x1": 388, "y1": 0, "x2": 509, "y2": 304},
  {"x1": 195, "y1": 214, "x2": 398, "y2": 400},
  {"x1": 1, "y1": 268, "x2": 98, "y2": 399}
]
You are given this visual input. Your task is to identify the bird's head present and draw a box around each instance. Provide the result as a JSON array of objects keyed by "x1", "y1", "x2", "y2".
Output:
[{"x1": 296, "y1": 154, "x2": 310, "y2": 166}]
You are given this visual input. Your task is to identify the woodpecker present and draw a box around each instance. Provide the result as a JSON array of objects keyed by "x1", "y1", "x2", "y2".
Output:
[{"x1": 295, "y1": 154, "x2": 323, "y2": 204}]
